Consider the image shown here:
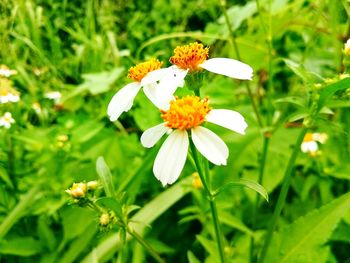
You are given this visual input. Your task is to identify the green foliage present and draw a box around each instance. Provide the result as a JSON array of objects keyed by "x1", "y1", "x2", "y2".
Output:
[
  {"x1": 0, "y1": 0, "x2": 350, "y2": 262},
  {"x1": 266, "y1": 192, "x2": 350, "y2": 262}
]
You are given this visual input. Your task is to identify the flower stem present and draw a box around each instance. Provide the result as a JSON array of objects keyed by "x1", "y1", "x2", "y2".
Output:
[
  {"x1": 250, "y1": 136, "x2": 270, "y2": 262},
  {"x1": 258, "y1": 127, "x2": 308, "y2": 263},
  {"x1": 127, "y1": 226, "x2": 166, "y2": 263},
  {"x1": 190, "y1": 140, "x2": 226, "y2": 263},
  {"x1": 219, "y1": 0, "x2": 264, "y2": 128}
]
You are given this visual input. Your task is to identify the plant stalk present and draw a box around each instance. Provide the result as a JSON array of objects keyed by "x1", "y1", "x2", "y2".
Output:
[
  {"x1": 190, "y1": 141, "x2": 226, "y2": 263},
  {"x1": 127, "y1": 227, "x2": 166, "y2": 263},
  {"x1": 258, "y1": 127, "x2": 308, "y2": 263}
]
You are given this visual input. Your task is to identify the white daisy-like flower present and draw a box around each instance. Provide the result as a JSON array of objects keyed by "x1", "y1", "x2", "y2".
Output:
[
  {"x1": 107, "y1": 59, "x2": 177, "y2": 121},
  {"x1": 140, "y1": 96, "x2": 248, "y2": 186},
  {"x1": 0, "y1": 112, "x2": 15, "y2": 129},
  {"x1": 0, "y1": 65, "x2": 17, "y2": 78},
  {"x1": 301, "y1": 132, "x2": 328, "y2": 156},
  {"x1": 44, "y1": 91, "x2": 62, "y2": 101},
  {"x1": 149, "y1": 42, "x2": 253, "y2": 109}
]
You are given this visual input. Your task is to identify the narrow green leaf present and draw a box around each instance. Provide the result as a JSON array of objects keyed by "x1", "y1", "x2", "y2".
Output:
[
  {"x1": 59, "y1": 222, "x2": 98, "y2": 263},
  {"x1": 0, "y1": 237, "x2": 42, "y2": 256},
  {"x1": 0, "y1": 185, "x2": 41, "y2": 239},
  {"x1": 187, "y1": 251, "x2": 201, "y2": 263},
  {"x1": 317, "y1": 77, "x2": 350, "y2": 112},
  {"x1": 265, "y1": 192, "x2": 350, "y2": 262},
  {"x1": 214, "y1": 179, "x2": 268, "y2": 202},
  {"x1": 96, "y1": 156, "x2": 115, "y2": 198}
]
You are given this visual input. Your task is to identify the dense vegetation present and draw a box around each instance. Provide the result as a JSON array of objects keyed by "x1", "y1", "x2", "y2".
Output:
[{"x1": 1, "y1": 0, "x2": 350, "y2": 262}]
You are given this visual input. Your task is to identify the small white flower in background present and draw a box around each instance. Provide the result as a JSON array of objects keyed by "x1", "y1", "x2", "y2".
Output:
[
  {"x1": 0, "y1": 78, "x2": 20, "y2": 104},
  {"x1": 344, "y1": 39, "x2": 350, "y2": 56},
  {"x1": 301, "y1": 132, "x2": 328, "y2": 156},
  {"x1": 141, "y1": 95, "x2": 247, "y2": 186},
  {"x1": 44, "y1": 91, "x2": 61, "y2": 101},
  {"x1": 0, "y1": 65, "x2": 17, "y2": 78},
  {"x1": 107, "y1": 58, "x2": 174, "y2": 121},
  {"x1": 0, "y1": 112, "x2": 15, "y2": 129},
  {"x1": 149, "y1": 42, "x2": 253, "y2": 109}
]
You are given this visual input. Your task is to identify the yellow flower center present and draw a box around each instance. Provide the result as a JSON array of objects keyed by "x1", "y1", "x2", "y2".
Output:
[
  {"x1": 161, "y1": 96, "x2": 211, "y2": 130},
  {"x1": 303, "y1": 133, "x2": 314, "y2": 142},
  {"x1": 169, "y1": 42, "x2": 209, "y2": 72},
  {"x1": 127, "y1": 59, "x2": 163, "y2": 82}
]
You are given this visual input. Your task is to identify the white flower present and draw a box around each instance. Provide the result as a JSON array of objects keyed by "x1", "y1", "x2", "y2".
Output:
[
  {"x1": 0, "y1": 92, "x2": 20, "y2": 104},
  {"x1": 301, "y1": 132, "x2": 328, "y2": 155},
  {"x1": 107, "y1": 59, "x2": 171, "y2": 121},
  {"x1": 141, "y1": 96, "x2": 247, "y2": 186},
  {"x1": 0, "y1": 65, "x2": 17, "y2": 77},
  {"x1": 0, "y1": 78, "x2": 20, "y2": 104},
  {"x1": 149, "y1": 42, "x2": 253, "y2": 109},
  {"x1": 44, "y1": 91, "x2": 62, "y2": 101},
  {"x1": 0, "y1": 112, "x2": 15, "y2": 129}
]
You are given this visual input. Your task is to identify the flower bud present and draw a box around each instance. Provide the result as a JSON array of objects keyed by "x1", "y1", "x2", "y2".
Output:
[
  {"x1": 87, "y1": 181, "x2": 98, "y2": 190},
  {"x1": 66, "y1": 182, "x2": 87, "y2": 198},
  {"x1": 99, "y1": 213, "x2": 110, "y2": 226}
]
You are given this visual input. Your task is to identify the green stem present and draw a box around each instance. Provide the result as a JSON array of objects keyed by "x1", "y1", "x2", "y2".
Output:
[
  {"x1": 250, "y1": 136, "x2": 270, "y2": 263},
  {"x1": 219, "y1": 0, "x2": 264, "y2": 128},
  {"x1": 190, "y1": 141, "x2": 226, "y2": 263},
  {"x1": 127, "y1": 227, "x2": 166, "y2": 263},
  {"x1": 258, "y1": 127, "x2": 308, "y2": 263}
]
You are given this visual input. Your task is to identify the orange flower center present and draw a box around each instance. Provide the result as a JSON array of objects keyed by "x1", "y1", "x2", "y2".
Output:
[
  {"x1": 127, "y1": 59, "x2": 163, "y2": 82},
  {"x1": 161, "y1": 96, "x2": 211, "y2": 130},
  {"x1": 169, "y1": 42, "x2": 209, "y2": 72},
  {"x1": 303, "y1": 133, "x2": 314, "y2": 142}
]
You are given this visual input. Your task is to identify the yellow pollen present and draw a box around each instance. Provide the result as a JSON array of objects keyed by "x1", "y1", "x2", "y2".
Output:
[
  {"x1": 303, "y1": 133, "x2": 314, "y2": 142},
  {"x1": 170, "y1": 42, "x2": 209, "y2": 72},
  {"x1": 127, "y1": 58, "x2": 162, "y2": 82},
  {"x1": 161, "y1": 96, "x2": 211, "y2": 130}
]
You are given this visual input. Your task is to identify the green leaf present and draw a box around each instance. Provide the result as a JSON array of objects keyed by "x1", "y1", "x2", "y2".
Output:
[
  {"x1": 61, "y1": 206, "x2": 96, "y2": 242},
  {"x1": 59, "y1": 222, "x2": 98, "y2": 263},
  {"x1": 284, "y1": 59, "x2": 322, "y2": 84},
  {"x1": 187, "y1": 251, "x2": 201, "y2": 263},
  {"x1": 317, "y1": 77, "x2": 350, "y2": 112},
  {"x1": 0, "y1": 185, "x2": 41, "y2": 239},
  {"x1": 214, "y1": 179, "x2": 269, "y2": 202},
  {"x1": 96, "y1": 156, "x2": 115, "y2": 198},
  {"x1": 0, "y1": 237, "x2": 42, "y2": 256},
  {"x1": 218, "y1": 2, "x2": 257, "y2": 30},
  {"x1": 62, "y1": 67, "x2": 124, "y2": 100},
  {"x1": 265, "y1": 192, "x2": 350, "y2": 262}
]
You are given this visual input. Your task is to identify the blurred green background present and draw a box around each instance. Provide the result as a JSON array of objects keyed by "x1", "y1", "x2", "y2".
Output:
[{"x1": 0, "y1": 0, "x2": 350, "y2": 262}]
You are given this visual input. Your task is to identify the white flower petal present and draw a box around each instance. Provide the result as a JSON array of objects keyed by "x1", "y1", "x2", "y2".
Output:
[
  {"x1": 301, "y1": 141, "x2": 318, "y2": 153},
  {"x1": 141, "y1": 123, "x2": 170, "y2": 148},
  {"x1": 107, "y1": 82, "x2": 141, "y2": 121},
  {"x1": 191, "y1": 126, "x2": 228, "y2": 166},
  {"x1": 155, "y1": 66, "x2": 188, "y2": 110},
  {"x1": 140, "y1": 68, "x2": 170, "y2": 86},
  {"x1": 142, "y1": 83, "x2": 160, "y2": 107},
  {"x1": 206, "y1": 109, "x2": 248, "y2": 135},
  {"x1": 153, "y1": 130, "x2": 189, "y2": 186},
  {"x1": 200, "y1": 58, "x2": 253, "y2": 80}
]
